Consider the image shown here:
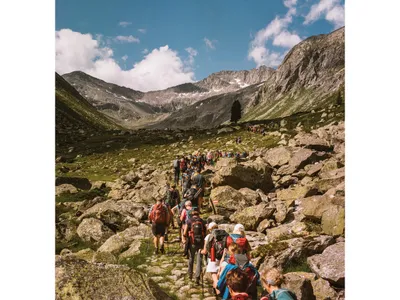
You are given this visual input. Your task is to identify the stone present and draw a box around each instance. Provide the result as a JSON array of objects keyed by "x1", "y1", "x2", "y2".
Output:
[
  {"x1": 73, "y1": 248, "x2": 95, "y2": 262},
  {"x1": 321, "y1": 205, "x2": 345, "y2": 236},
  {"x1": 238, "y1": 187, "x2": 261, "y2": 205},
  {"x1": 206, "y1": 214, "x2": 228, "y2": 224},
  {"x1": 55, "y1": 256, "x2": 172, "y2": 299},
  {"x1": 91, "y1": 251, "x2": 117, "y2": 264},
  {"x1": 56, "y1": 177, "x2": 92, "y2": 190},
  {"x1": 257, "y1": 219, "x2": 275, "y2": 233},
  {"x1": 56, "y1": 184, "x2": 78, "y2": 196},
  {"x1": 210, "y1": 185, "x2": 252, "y2": 211},
  {"x1": 283, "y1": 272, "x2": 316, "y2": 300},
  {"x1": 276, "y1": 185, "x2": 318, "y2": 207},
  {"x1": 230, "y1": 203, "x2": 275, "y2": 231},
  {"x1": 266, "y1": 221, "x2": 308, "y2": 243},
  {"x1": 294, "y1": 132, "x2": 333, "y2": 152},
  {"x1": 311, "y1": 278, "x2": 338, "y2": 300},
  {"x1": 77, "y1": 218, "x2": 114, "y2": 245},
  {"x1": 276, "y1": 149, "x2": 329, "y2": 175},
  {"x1": 307, "y1": 242, "x2": 345, "y2": 287},
  {"x1": 297, "y1": 195, "x2": 344, "y2": 221},
  {"x1": 273, "y1": 201, "x2": 289, "y2": 224},
  {"x1": 264, "y1": 147, "x2": 293, "y2": 167},
  {"x1": 307, "y1": 163, "x2": 323, "y2": 176},
  {"x1": 119, "y1": 239, "x2": 143, "y2": 259},
  {"x1": 217, "y1": 127, "x2": 234, "y2": 134}
]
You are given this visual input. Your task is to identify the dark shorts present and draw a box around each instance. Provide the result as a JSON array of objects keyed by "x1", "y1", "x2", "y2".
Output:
[{"x1": 152, "y1": 223, "x2": 166, "y2": 237}]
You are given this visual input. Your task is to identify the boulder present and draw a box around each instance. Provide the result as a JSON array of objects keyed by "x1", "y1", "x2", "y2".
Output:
[
  {"x1": 98, "y1": 224, "x2": 152, "y2": 255},
  {"x1": 257, "y1": 219, "x2": 275, "y2": 233},
  {"x1": 212, "y1": 158, "x2": 274, "y2": 192},
  {"x1": 206, "y1": 215, "x2": 229, "y2": 224},
  {"x1": 266, "y1": 221, "x2": 308, "y2": 243},
  {"x1": 297, "y1": 195, "x2": 344, "y2": 222},
  {"x1": 276, "y1": 185, "x2": 318, "y2": 207},
  {"x1": 307, "y1": 242, "x2": 345, "y2": 287},
  {"x1": 217, "y1": 127, "x2": 234, "y2": 134},
  {"x1": 264, "y1": 147, "x2": 293, "y2": 167},
  {"x1": 230, "y1": 203, "x2": 275, "y2": 231},
  {"x1": 238, "y1": 188, "x2": 261, "y2": 205},
  {"x1": 272, "y1": 201, "x2": 289, "y2": 224},
  {"x1": 55, "y1": 256, "x2": 172, "y2": 299},
  {"x1": 76, "y1": 218, "x2": 114, "y2": 245},
  {"x1": 311, "y1": 278, "x2": 338, "y2": 300},
  {"x1": 72, "y1": 248, "x2": 95, "y2": 262},
  {"x1": 321, "y1": 205, "x2": 345, "y2": 236},
  {"x1": 56, "y1": 184, "x2": 78, "y2": 196},
  {"x1": 306, "y1": 163, "x2": 323, "y2": 176},
  {"x1": 276, "y1": 149, "x2": 329, "y2": 175},
  {"x1": 294, "y1": 132, "x2": 333, "y2": 152},
  {"x1": 210, "y1": 186, "x2": 250, "y2": 211},
  {"x1": 56, "y1": 177, "x2": 92, "y2": 190},
  {"x1": 119, "y1": 239, "x2": 143, "y2": 259},
  {"x1": 283, "y1": 272, "x2": 316, "y2": 300},
  {"x1": 92, "y1": 251, "x2": 117, "y2": 264}
]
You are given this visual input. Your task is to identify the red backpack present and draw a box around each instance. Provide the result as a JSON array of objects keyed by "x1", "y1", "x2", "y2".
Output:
[
  {"x1": 189, "y1": 218, "x2": 205, "y2": 246},
  {"x1": 226, "y1": 235, "x2": 249, "y2": 254},
  {"x1": 150, "y1": 203, "x2": 167, "y2": 224}
]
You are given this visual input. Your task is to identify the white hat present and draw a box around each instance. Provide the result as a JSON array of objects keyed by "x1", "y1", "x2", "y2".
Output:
[
  {"x1": 208, "y1": 222, "x2": 217, "y2": 229},
  {"x1": 233, "y1": 223, "x2": 245, "y2": 233}
]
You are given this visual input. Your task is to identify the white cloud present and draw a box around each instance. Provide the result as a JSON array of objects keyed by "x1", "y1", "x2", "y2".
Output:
[
  {"x1": 273, "y1": 30, "x2": 302, "y2": 48},
  {"x1": 185, "y1": 47, "x2": 198, "y2": 66},
  {"x1": 56, "y1": 29, "x2": 196, "y2": 92},
  {"x1": 115, "y1": 35, "x2": 140, "y2": 43},
  {"x1": 142, "y1": 48, "x2": 149, "y2": 54},
  {"x1": 122, "y1": 55, "x2": 128, "y2": 61},
  {"x1": 204, "y1": 37, "x2": 216, "y2": 50},
  {"x1": 304, "y1": 0, "x2": 344, "y2": 29},
  {"x1": 138, "y1": 28, "x2": 146, "y2": 34},
  {"x1": 248, "y1": 0, "x2": 301, "y2": 67},
  {"x1": 118, "y1": 21, "x2": 132, "y2": 27}
]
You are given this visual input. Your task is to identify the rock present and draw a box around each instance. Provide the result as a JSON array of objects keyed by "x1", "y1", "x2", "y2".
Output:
[
  {"x1": 266, "y1": 221, "x2": 308, "y2": 242},
  {"x1": 306, "y1": 163, "x2": 323, "y2": 176},
  {"x1": 230, "y1": 203, "x2": 275, "y2": 231},
  {"x1": 276, "y1": 149, "x2": 329, "y2": 175},
  {"x1": 238, "y1": 188, "x2": 261, "y2": 205},
  {"x1": 311, "y1": 278, "x2": 338, "y2": 300},
  {"x1": 272, "y1": 201, "x2": 289, "y2": 223},
  {"x1": 276, "y1": 185, "x2": 318, "y2": 207},
  {"x1": 56, "y1": 156, "x2": 67, "y2": 163},
  {"x1": 297, "y1": 195, "x2": 344, "y2": 221},
  {"x1": 206, "y1": 214, "x2": 229, "y2": 224},
  {"x1": 55, "y1": 256, "x2": 172, "y2": 299},
  {"x1": 283, "y1": 272, "x2": 316, "y2": 300},
  {"x1": 92, "y1": 251, "x2": 117, "y2": 264},
  {"x1": 212, "y1": 158, "x2": 274, "y2": 192},
  {"x1": 56, "y1": 184, "x2": 78, "y2": 196},
  {"x1": 76, "y1": 218, "x2": 114, "y2": 245},
  {"x1": 257, "y1": 219, "x2": 275, "y2": 233},
  {"x1": 90, "y1": 181, "x2": 106, "y2": 190},
  {"x1": 56, "y1": 177, "x2": 92, "y2": 190},
  {"x1": 98, "y1": 224, "x2": 151, "y2": 255},
  {"x1": 217, "y1": 127, "x2": 234, "y2": 134},
  {"x1": 321, "y1": 205, "x2": 345, "y2": 236},
  {"x1": 119, "y1": 239, "x2": 143, "y2": 259},
  {"x1": 73, "y1": 248, "x2": 95, "y2": 262},
  {"x1": 60, "y1": 248, "x2": 72, "y2": 256},
  {"x1": 210, "y1": 185, "x2": 252, "y2": 211},
  {"x1": 307, "y1": 242, "x2": 345, "y2": 287},
  {"x1": 294, "y1": 132, "x2": 333, "y2": 152}
]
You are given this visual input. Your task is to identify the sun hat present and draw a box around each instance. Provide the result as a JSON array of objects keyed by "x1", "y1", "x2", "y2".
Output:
[
  {"x1": 208, "y1": 222, "x2": 217, "y2": 229},
  {"x1": 233, "y1": 224, "x2": 245, "y2": 233}
]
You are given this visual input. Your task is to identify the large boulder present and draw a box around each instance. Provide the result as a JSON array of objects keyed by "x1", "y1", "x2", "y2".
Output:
[
  {"x1": 56, "y1": 177, "x2": 92, "y2": 190},
  {"x1": 76, "y1": 218, "x2": 114, "y2": 245},
  {"x1": 297, "y1": 195, "x2": 344, "y2": 222},
  {"x1": 230, "y1": 203, "x2": 275, "y2": 231},
  {"x1": 266, "y1": 221, "x2": 308, "y2": 243},
  {"x1": 321, "y1": 205, "x2": 345, "y2": 236},
  {"x1": 263, "y1": 147, "x2": 293, "y2": 167},
  {"x1": 97, "y1": 224, "x2": 152, "y2": 255},
  {"x1": 293, "y1": 132, "x2": 333, "y2": 152},
  {"x1": 238, "y1": 188, "x2": 261, "y2": 205},
  {"x1": 210, "y1": 186, "x2": 251, "y2": 211},
  {"x1": 283, "y1": 272, "x2": 316, "y2": 300},
  {"x1": 55, "y1": 256, "x2": 172, "y2": 300},
  {"x1": 277, "y1": 149, "x2": 329, "y2": 175},
  {"x1": 56, "y1": 184, "x2": 78, "y2": 196},
  {"x1": 276, "y1": 185, "x2": 318, "y2": 207},
  {"x1": 272, "y1": 201, "x2": 289, "y2": 224},
  {"x1": 307, "y1": 242, "x2": 345, "y2": 287},
  {"x1": 212, "y1": 158, "x2": 274, "y2": 192}
]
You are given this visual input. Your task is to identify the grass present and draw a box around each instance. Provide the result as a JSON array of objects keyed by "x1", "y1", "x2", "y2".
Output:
[
  {"x1": 56, "y1": 188, "x2": 110, "y2": 203},
  {"x1": 283, "y1": 256, "x2": 312, "y2": 273}
]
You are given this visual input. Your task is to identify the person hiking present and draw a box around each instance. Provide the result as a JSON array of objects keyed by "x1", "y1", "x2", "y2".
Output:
[
  {"x1": 260, "y1": 268, "x2": 297, "y2": 300},
  {"x1": 165, "y1": 184, "x2": 180, "y2": 229},
  {"x1": 226, "y1": 268, "x2": 252, "y2": 300},
  {"x1": 173, "y1": 156, "x2": 180, "y2": 185},
  {"x1": 182, "y1": 208, "x2": 207, "y2": 285},
  {"x1": 216, "y1": 248, "x2": 260, "y2": 300},
  {"x1": 184, "y1": 183, "x2": 199, "y2": 208},
  {"x1": 149, "y1": 198, "x2": 170, "y2": 255},
  {"x1": 202, "y1": 222, "x2": 229, "y2": 284},
  {"x1": 180, "y1": 200, "x2": 193, "y2": 257},
  {"x1": 192, "y1": 168, "x2": 205, "y2": 212},
  {"x1": 179, "y1": 157, "x2": 187, "y2": 176},
  {"x1": 224, "y1": 224, "x2": 252, "y2": 262}
]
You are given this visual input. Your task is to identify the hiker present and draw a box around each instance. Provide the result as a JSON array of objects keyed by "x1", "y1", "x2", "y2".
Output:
[
  {"x1": 180, "y1": 200, "x2": 193, "y2": 257},
  {"x1": 173, "y1": 156, "x2": 180, "y2": 185},
  {"x1": 184, "y1": 183, "x2": 200, "y2": 209},
  {"x1": 182, "y1": 208, "x2": 207, "y2": 285},
  {"x1": 260, "y1": 268, "x2": 297, "y2": 300},
  {"x1": 192, "y1": 168, "x2": 205, "y2": 212},
  {"x1": 165, "y1": 184, "x2": 180, "y2": 229},
  {"x1": 215, "y1": 243, "x2": 260, "y2": 300},
  {"x1": 224, "y1": 224, "x2": 252, "y2": 261},
  {"x1": 149, "y1": 198, "x2": 170, "y2": 254},
  {"x1": 202, "y1": 222, "x2": 229, "y2": 284},
  {"x1": 226, "y1": 268, "x2": 252, "y2": 300}
]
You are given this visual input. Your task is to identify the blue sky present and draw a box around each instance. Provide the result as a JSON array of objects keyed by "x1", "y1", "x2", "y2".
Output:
[{"x1": 56, "y1": 0, "x2": 344, "y2": 91}]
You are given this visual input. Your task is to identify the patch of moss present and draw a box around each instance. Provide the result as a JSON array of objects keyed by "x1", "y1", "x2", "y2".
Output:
[
  {"x1": 283, "y1": 256, "x2": 312, "y2": 273},
  {"x1": 56, "y1": 188, "x2": 110, "y2": 203}
]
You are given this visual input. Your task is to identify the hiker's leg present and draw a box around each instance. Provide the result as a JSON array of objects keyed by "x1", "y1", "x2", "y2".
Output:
[
  {"x1": 195, "y1": 247, "x2": 203, "y2": 279},
  {"x1": 188, "y1": 244, "x2": 195, "y2": 278}
]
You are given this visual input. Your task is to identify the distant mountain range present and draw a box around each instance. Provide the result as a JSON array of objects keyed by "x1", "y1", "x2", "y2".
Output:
[{"x1": 60, "y1": 27, "x2": 344, "y2": 130}]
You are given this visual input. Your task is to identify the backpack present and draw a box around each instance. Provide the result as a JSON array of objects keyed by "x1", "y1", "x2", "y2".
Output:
[
  {"x1": 185, "y1": 207, "x2": 198, "y2": 224},
  {"x1": 269, "y1": 289, "x2": 297, "y2": 300},
  {"x1": 150, "y1": 203, "x2": 167, "y2": 224},
  {"x1": 207, "y1": 229, "x2": 229, "y2": 260},
  {"x1": 185, "y1": 188, "x2": 198, "y2": 205},
  {"x1": 232, "y1": 254, "x2": 259, "y2": 299},
  {"x1": 173, "y1": 159, "x2": 179, "y2": 168},
  {"x1": 180, "y1": 160, "x2": 186, "y2": 171},
  {"x1": 189, "y1": 218, "x2": 205, "y2": 246},
  {"x1": 227, "y1": 234, "x2": 249, "y2": 254}
]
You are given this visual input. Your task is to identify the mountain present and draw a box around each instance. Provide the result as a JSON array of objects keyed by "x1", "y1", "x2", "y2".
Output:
[
  {"x1": 62, "y1": 71, "x2": 164, "y2": 127},
  {"x1": 154, "y1": 27, "x2": 344, "y2": 129},
  {"x1": 55, "y1": 73, "x2": 120, "y2": 144},
  {"x1": 242, "y1": 27, "x2": 344, "y2": 121}
]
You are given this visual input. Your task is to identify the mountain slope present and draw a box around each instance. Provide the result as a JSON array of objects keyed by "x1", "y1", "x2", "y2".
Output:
[
  {"x1": 242, "y1": 27, "x2": 344, "y2": 121},
  {"x1": 56, "y1": 73, "x2": 121, "y2": 142}
]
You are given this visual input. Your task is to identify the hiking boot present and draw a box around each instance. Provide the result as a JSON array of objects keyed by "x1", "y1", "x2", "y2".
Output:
[
  {"x1": 160, "y1": 246, "x2": 165, "y2": 254},
  {"x1": 195, "y1": 277, "x2": 200, "y2": 285},
  {"x1": 154, "y1": 249, "x2": 159, "y2": 255},
  {"x1": 188, "y1": 273, "x2": 193, "y2": 281}
]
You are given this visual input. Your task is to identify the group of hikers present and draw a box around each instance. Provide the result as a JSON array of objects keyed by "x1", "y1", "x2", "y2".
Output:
[
  {"x1": 147, "y1": 162, "x2": 297, "y2": 300},
  {"x1": 247, "y1": 125, "x2": 266, "y2": 136}
]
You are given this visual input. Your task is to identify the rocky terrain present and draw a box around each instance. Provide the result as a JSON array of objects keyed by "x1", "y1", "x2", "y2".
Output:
[{"x1": 56, "y1": 112, "x2": 345, "y2": 299}]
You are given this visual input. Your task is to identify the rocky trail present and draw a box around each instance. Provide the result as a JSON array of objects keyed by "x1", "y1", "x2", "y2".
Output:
[{"x1": 56, "y1": 117, "x2": 345, "y2": 300}]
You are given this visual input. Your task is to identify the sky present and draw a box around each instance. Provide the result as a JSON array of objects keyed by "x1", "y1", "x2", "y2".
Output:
[{"x1": 56, "y1": 0, "x2": 344, "y2": 92}]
